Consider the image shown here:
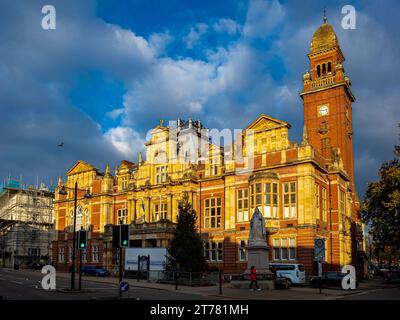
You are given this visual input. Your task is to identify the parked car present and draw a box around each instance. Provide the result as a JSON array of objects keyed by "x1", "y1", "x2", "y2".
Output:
[
  {"x1": 27, "y1": 262, "x2": 44, "y2": 270},
  {"x1": 386, "y1": 269, "x2": 400, "y2": 283},
  {"x1": 310, "y1": 271, "x2": 358, "y2": 288},
  {"x1": 269, "y1": 263, "x2": 306, "y2": 285},
  {"x1": 81, "y1": 266, "x2": 110, "y2": 277}
]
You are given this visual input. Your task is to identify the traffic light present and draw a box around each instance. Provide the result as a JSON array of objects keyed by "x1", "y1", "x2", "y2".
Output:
[
  {"x1": 120, "y1": 224, "x2": 129, "y2": 247},
  {"x1": 77, "y1": 230, "x2": 87, "y2": 250},
  {"x1": 112, "y1": 225, "x2": 120, "y2": 248}
]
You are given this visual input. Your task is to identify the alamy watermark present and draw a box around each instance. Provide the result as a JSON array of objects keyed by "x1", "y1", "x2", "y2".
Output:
[
  {"x1": 341, "y1": 5, "x2": 357, "y2": 30},
  {"x1": 41, "y1": 265, "x2": 56, "y2": 290},
  {"x1": 41, "y1": 5, "x2": 56, "y2": 30},
  {"x1": 341, "y1": 265, "x2": 357, "y2": 290}
]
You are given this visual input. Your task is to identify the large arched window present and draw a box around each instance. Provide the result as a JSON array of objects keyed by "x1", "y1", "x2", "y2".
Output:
[
  {"x1": 328, "y1": 62, "x2": 332, "y2": 74},
  {"x1": 317, "y1": 65, "x2": 321, "y2": 77},
  {"x1": 84, "y1": 208, "x2": 89, "y2": 230},
  {"x1": 322, "y1": 63, "x2": 326, "y2": 76},
  {"x1": 76, "y1": 206, "x2": 83, "y2": 230}
]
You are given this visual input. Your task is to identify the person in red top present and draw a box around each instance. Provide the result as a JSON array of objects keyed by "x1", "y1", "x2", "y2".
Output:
[{"x1": 249, "y1": 266, "x2": 261, "y2": 291}]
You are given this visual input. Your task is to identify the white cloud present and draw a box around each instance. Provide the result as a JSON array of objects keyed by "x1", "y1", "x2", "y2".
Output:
[
  {"x1": 184, "y1": 23, "x2": 209, "y2": 49},
  {"x1": 213, "y1": 18, "x2": 241, "y2": 35},
  {"x1": 244, "y1": 0, "x2": 286, "y2": 38},
  {"x1": 104, "y1": 127, "x2": 145, "y2": 158},
  {"x1": 106, "y1": 108, "x2": 125, "y2": 120},
  {"x1": 149, "y1": 32, "x2": 173, "y2": 56}
]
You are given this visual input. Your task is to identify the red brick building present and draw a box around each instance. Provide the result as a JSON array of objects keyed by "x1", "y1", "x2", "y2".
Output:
[{"x1": 52, "y1": 18, "x2": 365, "y2": 277}]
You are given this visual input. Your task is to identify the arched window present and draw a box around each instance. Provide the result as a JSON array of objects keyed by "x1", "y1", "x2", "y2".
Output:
[
  {"x1": 317, "y1": 65, "x2": 321, "y2": 77},
  {"x1": 322, "y1": 63, "x2": 326, "y2": 76},
  {"x1": 76, "y1": 206, "x2": 82, "y2": 230},
  {"x1": 328, "y1": 62, "x2": 332, "y2": 73},
  {"x1": 84, "y1": 208, "x2": 89, "y2": 230}
]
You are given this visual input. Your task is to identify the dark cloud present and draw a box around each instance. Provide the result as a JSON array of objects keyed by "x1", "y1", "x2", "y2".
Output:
[{"x1": 0, "y1": 0, "x2": 398, "y2": 199}]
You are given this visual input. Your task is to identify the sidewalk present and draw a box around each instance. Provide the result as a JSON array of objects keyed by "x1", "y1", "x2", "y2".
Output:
[{"x1": 51, "y1": 270, "x2": 365, "y2": 300}]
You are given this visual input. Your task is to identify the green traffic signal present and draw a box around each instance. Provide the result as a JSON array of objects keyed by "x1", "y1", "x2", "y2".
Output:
[
  {"x1": 119, "y1": 224, "x2": 129, "y2": 247},
  {"x1": 78, "y1": 230, "x2": 87, "y2": 249}
]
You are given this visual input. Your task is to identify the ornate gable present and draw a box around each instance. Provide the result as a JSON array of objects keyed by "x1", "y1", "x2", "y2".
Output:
[
  {"x1": 243, "y1": 114, "x2": 291, "y2": 154},
  {"x1": 245, "y1": 114, "x2": 291, "y2": 133},
  {"x1": 66, "y1": 160, "x2": 98, "y2": 176}
]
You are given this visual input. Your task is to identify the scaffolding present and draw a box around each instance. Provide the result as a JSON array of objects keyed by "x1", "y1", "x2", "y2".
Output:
[{"x1": 0, "y1": 178, "x2": 55, "y2": 268}]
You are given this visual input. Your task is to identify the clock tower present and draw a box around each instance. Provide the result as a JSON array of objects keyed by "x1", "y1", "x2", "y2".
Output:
[{"x1": 300, "y1": 15, "x2": 355, "y2": 184}]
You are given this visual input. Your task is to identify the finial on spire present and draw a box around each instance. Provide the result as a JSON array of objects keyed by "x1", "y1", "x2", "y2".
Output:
[
  {"x1": 105, "y1": 163, "x2": 111, "y2": 176},
  {"x1": 323, "y1": 7, "x2": 327, "y2": 23},
  {"x1": 138, "y1": 152, "x2": 143, "y2": 164}
]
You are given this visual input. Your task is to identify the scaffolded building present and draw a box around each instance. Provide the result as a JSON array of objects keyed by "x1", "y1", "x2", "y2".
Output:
[{"x1": 0, "y1": 179, "x2": 54, "y2": 268}]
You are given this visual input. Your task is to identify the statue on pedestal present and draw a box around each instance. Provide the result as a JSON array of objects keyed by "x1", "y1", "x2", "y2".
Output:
[
  {"x1": 244, "y1": 207, "x2": 272, "y2": 277},
  {"x1": 249, "y1": 207, "x2": 267, "y2": 246}
]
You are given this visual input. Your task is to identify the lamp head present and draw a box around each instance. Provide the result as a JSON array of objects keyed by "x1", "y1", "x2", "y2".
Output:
[
  {"x1": 58, "y1": 186, "x2": 67, "y2": 195},
  {"x1": 84, "y1": 189, "x2": 93, "y2": 199}
]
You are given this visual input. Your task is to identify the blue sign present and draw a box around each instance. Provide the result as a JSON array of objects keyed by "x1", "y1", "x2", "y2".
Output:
[
  {"x1": 314, "y1": 238, "x2": 325, "y2": 262},
  {"x1": 119, "y1": 281, "x2": 129, "y2": 293}
]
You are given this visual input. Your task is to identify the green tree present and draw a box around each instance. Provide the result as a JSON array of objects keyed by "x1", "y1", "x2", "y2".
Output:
[
  {"x1": 362, "y1": 145, "x2": 400, "y2": 266},
  {"x1": 168, "y1": 194, "x2": 207, "y2": 272}
]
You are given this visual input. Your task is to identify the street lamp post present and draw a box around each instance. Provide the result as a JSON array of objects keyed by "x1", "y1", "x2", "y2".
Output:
[{"x1": 59, "y1": 182, "x2": 92, "y2": 290}]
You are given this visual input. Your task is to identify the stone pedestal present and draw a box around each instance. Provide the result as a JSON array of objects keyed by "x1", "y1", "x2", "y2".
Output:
[{"x1": 243, "y1": 242, "x2": 273, "y2": 278}]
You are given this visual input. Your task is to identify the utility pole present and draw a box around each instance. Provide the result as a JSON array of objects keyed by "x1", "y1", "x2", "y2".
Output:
[
  {"x1": 119, "y1": 247, "x2": 123, "y2": 298},
  {"x1": 71, "y1": 182, "x2": 77, "y2": 290}
]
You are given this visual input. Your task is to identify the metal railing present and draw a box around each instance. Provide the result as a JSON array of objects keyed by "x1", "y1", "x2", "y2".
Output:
[{"x1": 131, "y1": 270, "x2": 220, "y2": 286}]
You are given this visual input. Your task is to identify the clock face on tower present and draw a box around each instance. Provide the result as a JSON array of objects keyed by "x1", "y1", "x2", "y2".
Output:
[{"x1": 318, "y1": 105, "x2": 329, "y2": 117}]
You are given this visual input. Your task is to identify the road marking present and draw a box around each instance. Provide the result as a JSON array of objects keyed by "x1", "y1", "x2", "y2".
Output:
[{"x1": 11, "y1": 281, "x2": 23, "y2": 285}]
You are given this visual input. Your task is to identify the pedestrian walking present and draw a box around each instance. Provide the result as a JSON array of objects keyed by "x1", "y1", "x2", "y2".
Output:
[{"x1": 249, "y1": 266, "x2": 261, "y2": 291}]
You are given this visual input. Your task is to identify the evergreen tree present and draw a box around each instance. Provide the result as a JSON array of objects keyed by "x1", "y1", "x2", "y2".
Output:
[{"x1": 168, "y1": 193, "x2": 207, "y2": 272}]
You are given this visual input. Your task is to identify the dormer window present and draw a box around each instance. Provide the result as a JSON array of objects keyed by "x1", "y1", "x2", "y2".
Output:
[
  {"x1": 156, "y1": 166, "x2": 167, "y2": 184},
  {"x1": 120, "y1": 176, "x2": 128, "y2": 190}
]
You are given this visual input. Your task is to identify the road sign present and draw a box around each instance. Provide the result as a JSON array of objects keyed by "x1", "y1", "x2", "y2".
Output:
[
  {"x1": 314, "y1": 238, "x2": 325, "y2": 262},
  {"x1": 119, "y1": 281, "x2": 129, "y2": 293}
]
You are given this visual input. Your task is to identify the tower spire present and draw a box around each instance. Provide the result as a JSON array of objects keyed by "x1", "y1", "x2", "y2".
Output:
[
  {"x1": 323, "y1": 6, "x2": 327, "y2": 23},
  {"x1": 105, "y1": 163, "x2": 111, "y2": 177}
]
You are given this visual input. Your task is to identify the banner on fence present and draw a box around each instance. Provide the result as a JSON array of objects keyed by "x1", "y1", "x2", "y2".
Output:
[{"x1": 125, "y1": 247, "x2": 168, "y2": 271}]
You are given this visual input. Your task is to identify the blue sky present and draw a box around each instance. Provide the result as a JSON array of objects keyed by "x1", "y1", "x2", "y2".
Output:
[{"x1": 0, "y1": 0, "x2": 399, "y2": 198}]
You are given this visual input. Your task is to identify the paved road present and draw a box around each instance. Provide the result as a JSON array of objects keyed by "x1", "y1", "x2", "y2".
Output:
[
  {"x1": 0, "y1": 269, "x2": 219, "y2": 300},
  {"x1": 339, "y1": 286, "x2": 400, "y2": 300},
  {"x1": 2, "y1": 269, "x2": 399, "y2": 300}
]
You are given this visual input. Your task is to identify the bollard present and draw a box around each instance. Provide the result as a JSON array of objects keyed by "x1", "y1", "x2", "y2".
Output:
[{"x1": 175, "y1": 270, "x2": 178, "y2": 290}]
